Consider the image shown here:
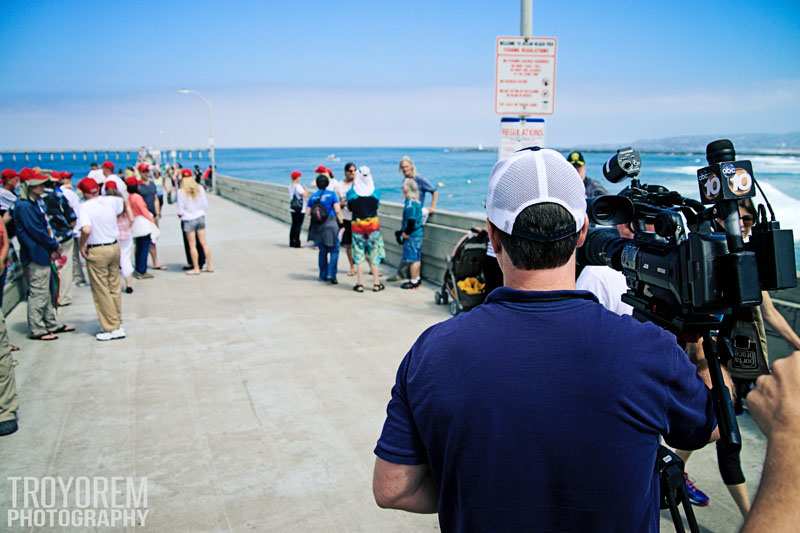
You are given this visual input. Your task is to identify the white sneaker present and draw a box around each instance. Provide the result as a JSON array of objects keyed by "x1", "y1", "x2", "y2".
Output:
[
  {"x1": 110, "y1": 328, "x2": 126, "y2": 339},
  {"x1": 96, "y1": 331, "x2": 113, "y2": 341}
]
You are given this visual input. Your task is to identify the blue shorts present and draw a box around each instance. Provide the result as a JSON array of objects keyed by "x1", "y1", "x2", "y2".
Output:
[{"x1": 402, "y1": 231, "x2": 423, "y2": 263}]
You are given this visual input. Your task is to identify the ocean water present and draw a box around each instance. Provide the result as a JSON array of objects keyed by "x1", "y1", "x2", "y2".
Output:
[{"x1": 3, "y1": 146, "x2": 800, "y2": 260}]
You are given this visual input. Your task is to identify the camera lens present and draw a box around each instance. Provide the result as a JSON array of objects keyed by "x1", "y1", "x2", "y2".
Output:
[{"x1": 706, "y1": 139, "x2": 736, "y2": 165}]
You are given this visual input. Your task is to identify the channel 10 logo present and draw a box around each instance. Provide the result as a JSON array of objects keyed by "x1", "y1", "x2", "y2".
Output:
[{"x1": 697, "y1": 161, "x2": 755, "y2": 204}]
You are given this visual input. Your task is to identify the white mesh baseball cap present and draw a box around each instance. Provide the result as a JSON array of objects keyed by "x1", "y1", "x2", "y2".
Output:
[{"x1": 486, "y1": 147, "x2": 587, "y2": 241}]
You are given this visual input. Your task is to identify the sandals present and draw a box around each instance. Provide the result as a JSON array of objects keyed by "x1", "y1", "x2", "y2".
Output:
[
  {"x1": 31, "y1": 333, "x2": 58, "y2": 341},
  {"x1": 50, "y1": 325, "x2": 76, "y2": 334},
  {"x1": 373, "y1": 283, "x2": 386, "y2": 292},
  {"x1": 186, "y1": 270, "x2": 201, "y2": 276},
  {"x1": 353, "y1": 284, "x2": 364, "y2": 293}
]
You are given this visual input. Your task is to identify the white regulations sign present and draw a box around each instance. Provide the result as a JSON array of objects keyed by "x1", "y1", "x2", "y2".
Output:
[
  {"x1": 495, "y1": 36, "x2": 557, "y2": 115},
  {"x1": 498, "y1": 118, "x2": 545, "y2": 161}
]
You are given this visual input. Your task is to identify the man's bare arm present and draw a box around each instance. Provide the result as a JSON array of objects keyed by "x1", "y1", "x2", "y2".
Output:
[
  {"x1": 741, "y1": 353, "x2": 800, "y2": 532},
  {"x1": 429, "y1": 190, "x2": 439, "y2": 212},
  {"x1": 79, "y1": 226, "x2": 91, "y2": 258},
  {"x1": 372, "y1": 457, "x2": 438, "y2": 513}
]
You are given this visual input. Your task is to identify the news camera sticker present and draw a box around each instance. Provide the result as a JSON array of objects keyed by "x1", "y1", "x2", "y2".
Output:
[
  {"x1": 721, "y1": 162, "x2": 751, "y2": 196},
  {"x1": 699, "y1": 170, "x2": 721, "y2": 201}
]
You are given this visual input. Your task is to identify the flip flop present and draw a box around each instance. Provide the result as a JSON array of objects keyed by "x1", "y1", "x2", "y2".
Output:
[
  {"x1": 373, "y1": 283, "x2": 386, "y2": 292},
  {"x1": 31, "y1": 333, "x2": 58, "y2": 341},
  {"x1": 353, "y1": 284, "x2": 364, "y2": 293},
  {"x1": 155, "y1": 265, "x2": 168, "y2": 270},
  {"x1": 50, "y1": 325, "x2": 76, "y2": 333},
  {"x1": 186, "y1": 271, "x2": 201, "y2": 276},
  {"x1": 10, "y1": 345, "x2": 19, "y2": 352},
  {"x1": 202, "y1": 268, "x2": 215, "y2": 273}
]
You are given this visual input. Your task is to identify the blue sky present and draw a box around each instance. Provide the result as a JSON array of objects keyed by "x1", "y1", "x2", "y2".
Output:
[{"x1": 1, "y1": 0, "x2": 798, "y2": 149}]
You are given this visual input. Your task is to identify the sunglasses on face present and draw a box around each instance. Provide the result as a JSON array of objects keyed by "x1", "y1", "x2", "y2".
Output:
[{"x1": 741, "y1": 215, "x2": 754, "y2": 223}]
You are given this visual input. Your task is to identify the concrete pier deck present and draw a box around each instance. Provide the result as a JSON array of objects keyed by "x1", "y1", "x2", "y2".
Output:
[{"x1": 1, "y1": 194, "x2": 765, "y2": 532}]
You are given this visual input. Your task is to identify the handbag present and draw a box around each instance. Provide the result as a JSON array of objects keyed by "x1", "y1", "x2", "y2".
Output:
[{"x1": 131, "y1": 216, "x2": 159, "y2": 239}]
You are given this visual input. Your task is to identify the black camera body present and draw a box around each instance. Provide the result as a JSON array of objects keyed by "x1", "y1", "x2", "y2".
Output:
[{"x1": 580, "y1": 140, "x2": 796, "y2": 334}]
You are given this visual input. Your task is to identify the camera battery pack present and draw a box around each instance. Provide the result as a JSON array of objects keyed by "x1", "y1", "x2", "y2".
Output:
[
  {"x1": 747, "y1": 224, "x2": 797, "y2": 290},
  {"x1": 720, "y1": 251, "x2": 761, "y2": 306}
]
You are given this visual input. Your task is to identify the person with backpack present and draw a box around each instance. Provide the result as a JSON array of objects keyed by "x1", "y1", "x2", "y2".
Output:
[
  {"x1": 306, "y1": 174, "x2": 342, "y2": 284},
  {"x1": 288, "y1": 170, "x2": 307, "y2": 248},
  {"x1": 41, "y1": 171, "x2": 78, "y2": 306}
]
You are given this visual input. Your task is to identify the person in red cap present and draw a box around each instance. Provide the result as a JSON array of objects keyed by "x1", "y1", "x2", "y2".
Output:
[
  {"x1": 0, "y1": 169, "x2": 20, "y2": 300},
  {"x1": 76, "y1": 177, "x2": 126, "y2": 341},
  {"x1": 126, "y1": 177, "x2": 156, "y2": 279},
  {"x1": 40, "y1": 171, "x2": 78, "y2": 306},
  {"x1": 136, "y1": 163, "x2": 165, "y2": 271},
  {"x1": 0, "y1": 206, "x2": 19, "y2": 435},
  {"x1": 288, "y1": 170, "x2": 307, "y2": 248},
  {"x1": 14, "y1": 170, "x2": 75, "y2": 340},
  {"x1": 101, "y1": 161, "x2": 126, "y2": 199},
  {"x1": 1, "y1": 169, "x2": 20, "y2": 213},
  {"x1": 58, "y1": 171, "x2": 88, "y2": 288}
]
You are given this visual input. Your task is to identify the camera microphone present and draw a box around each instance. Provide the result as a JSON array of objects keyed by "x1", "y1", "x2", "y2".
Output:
[{"x1": 603, "y1": 147, "x2": 641, "y2": 183}]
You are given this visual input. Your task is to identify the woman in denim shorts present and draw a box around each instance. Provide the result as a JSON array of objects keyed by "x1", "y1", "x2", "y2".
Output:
[{"x1": 177, "y1": 169, "x2": 214, "y2": 275}]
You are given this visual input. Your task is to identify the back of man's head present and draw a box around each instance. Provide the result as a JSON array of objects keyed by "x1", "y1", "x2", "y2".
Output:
[{"x1": 486, "y1": 148, "x2": 587, "y2": 272}]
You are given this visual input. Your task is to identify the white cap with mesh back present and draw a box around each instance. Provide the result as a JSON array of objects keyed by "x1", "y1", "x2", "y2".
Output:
[{"x1": 486, "y1": 147, "x2": 587, "y2": 241}]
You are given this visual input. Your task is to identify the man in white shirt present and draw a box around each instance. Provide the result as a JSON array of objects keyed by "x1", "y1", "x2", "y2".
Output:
[
  {"x1": 576, "y1": 224, "x2": 634, "y2": 316},
  {"x1": 77, "y1": 178, "x2": 125, "y2": 341},
  {"x1": 87, "y1": 163, "x2": 105, "y2": 185},
  {"x1": 100, "y1": 161, "x2": 126, "y2": 198}
]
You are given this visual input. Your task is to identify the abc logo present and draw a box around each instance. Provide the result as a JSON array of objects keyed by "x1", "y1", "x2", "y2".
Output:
[
  {"x1": 729, "y1": 168, "x2": 753, "y2": 196},
  {"x1": 703, "y1": 173, "x2": 721, "y2": 199}
]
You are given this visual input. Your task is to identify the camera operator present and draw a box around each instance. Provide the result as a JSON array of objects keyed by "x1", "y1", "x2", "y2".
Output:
[{"x1": 372, "y1": 148, "x2": 719, "y2": 532}]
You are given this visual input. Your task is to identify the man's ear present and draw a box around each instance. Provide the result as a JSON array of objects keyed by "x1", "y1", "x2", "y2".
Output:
[
  {"x1": 576, "y1": 217, "x2": 590, "y2": 248},
  {"x1": 486, "y1": 220, "x2": 502, "y2": 255}
]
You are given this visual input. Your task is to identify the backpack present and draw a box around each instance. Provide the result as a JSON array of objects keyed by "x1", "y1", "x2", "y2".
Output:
[
  {"x1": 310, "y1": 203, "x2": 328, "y2": 223},
  {"x1": 290, "y1": 194, "x2": 304, "y2": 213}
]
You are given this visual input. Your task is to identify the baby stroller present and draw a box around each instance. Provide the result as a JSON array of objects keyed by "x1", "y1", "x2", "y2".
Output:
[{"x1": 434, "y1": 227, "x2": 490, "y2": 316}]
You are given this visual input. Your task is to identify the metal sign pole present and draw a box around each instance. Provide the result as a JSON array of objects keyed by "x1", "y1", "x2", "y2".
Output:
[{"x1": 520, "y1": 0, "x2": 533, "y2": 134}]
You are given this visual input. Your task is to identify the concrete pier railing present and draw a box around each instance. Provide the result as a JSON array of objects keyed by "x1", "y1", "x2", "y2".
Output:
[{"x1": 217, "y1": 174, "x2": 484, "y2": 284}]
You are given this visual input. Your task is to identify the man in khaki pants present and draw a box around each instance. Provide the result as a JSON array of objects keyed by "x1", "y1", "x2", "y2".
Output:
[
  {"x1": 13, "y1": 169, "x2": 75, "y2": 341},
  {"x1": 0, "y1": 218, "x2": 18, "y2": 436},
  {"x1": 77, "y1": 178, "x2": 126, "y2": 341}
]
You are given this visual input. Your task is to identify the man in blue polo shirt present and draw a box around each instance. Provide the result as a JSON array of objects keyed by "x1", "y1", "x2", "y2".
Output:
[{"x1": 372, "y1": 148, "x2": 718, "y2": 532}]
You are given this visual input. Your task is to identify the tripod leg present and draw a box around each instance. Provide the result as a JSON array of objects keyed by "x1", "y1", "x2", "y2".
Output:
[
  {"x1": 665, "y1": 489, "x2": 686, "y2": 533},
  {"x1": 703, "y1": 333, "x2": 742, "y2": 448}
]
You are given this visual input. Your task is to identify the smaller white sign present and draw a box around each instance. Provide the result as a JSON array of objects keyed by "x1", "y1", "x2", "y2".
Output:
[{"x1": 498, "y1": 118, "x2": 545, "y2": 161}]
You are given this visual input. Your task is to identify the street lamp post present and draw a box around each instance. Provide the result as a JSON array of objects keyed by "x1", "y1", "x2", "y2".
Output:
[{"x1": 177, "y1": 89, "x2": 217, "y2": 193}]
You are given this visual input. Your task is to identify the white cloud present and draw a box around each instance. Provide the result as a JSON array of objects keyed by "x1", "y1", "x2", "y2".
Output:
[{"x1": 1, "y1": 80, "x2": 798, "y2": 150}]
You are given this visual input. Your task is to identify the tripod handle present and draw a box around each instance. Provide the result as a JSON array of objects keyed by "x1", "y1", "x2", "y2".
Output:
[{"x1": 703, "y1": 334, "x2": 742, "y2": 447}]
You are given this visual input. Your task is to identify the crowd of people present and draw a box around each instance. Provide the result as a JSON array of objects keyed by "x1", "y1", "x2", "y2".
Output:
[
  {"x1": 0, "y1": 159, "x2": 214, "y2": 436},
  {"x1": 0, "y1": 147, "x2": 797, "y2": 529},
  {"x1": 289, "y1": 156, "x2": 437, "y2": 291}
]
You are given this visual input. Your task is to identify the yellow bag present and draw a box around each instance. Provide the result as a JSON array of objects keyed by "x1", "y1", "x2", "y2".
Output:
[{"x1": 457, "y1": 277, "x2": 485, "y2": 295}]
